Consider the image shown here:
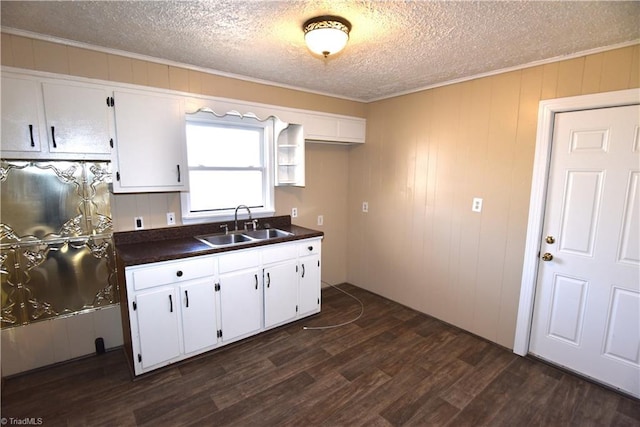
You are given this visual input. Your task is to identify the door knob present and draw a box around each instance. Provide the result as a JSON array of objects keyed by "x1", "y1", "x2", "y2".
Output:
[
  {"x1": 545, "y1": 236, "x2": 555, "y2": 244},
  {"x1": 541, "y1": 252, "x2": 553, "y2": 261}
]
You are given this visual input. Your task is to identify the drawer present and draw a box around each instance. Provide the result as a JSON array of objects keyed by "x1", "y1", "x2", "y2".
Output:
[
  {"x1": 130, "y1": 256, "x2": 215, "y2": 291},
  {"x1": 298, "y1": 239, "x2": 321, "y2": 256},
  {"x1": 262, "y1": 242, "x2": 297, "y2": 265},
  {"x1": 218, "y1": 249, "x2": 261, "y2": 274}
]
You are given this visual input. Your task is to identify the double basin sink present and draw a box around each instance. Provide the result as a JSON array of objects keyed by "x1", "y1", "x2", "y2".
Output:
[{"x1": 195, "y1": 228, "x2": 293, "y2": 248}]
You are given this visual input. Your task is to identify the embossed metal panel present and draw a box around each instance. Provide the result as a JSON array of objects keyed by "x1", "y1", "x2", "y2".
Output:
[{"x1": 0, "y1": 160, "x2": 117, "y2": 328}]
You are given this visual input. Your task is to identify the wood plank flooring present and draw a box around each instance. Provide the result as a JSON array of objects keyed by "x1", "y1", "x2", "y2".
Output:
[{"x1": 2, "y1": 284, "x2": 638, "y2": 426}]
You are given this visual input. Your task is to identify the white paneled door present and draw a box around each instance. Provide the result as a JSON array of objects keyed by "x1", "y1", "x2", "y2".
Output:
[{"x1": 529, "y1": 105, "x2": 640, "y2": 397}]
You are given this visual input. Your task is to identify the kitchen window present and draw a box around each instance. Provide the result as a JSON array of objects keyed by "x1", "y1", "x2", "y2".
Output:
[{"x1": 181, "y1": 111, "x2": 274, "y2": 222}]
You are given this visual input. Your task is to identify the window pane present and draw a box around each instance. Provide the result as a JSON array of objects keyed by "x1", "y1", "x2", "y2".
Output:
[
  {"x1": 186, "y1": 123, "x2": 262, "y2": 167},
  {"x1": 188, "y1": 170, "x2": 263, "y2": 211}
]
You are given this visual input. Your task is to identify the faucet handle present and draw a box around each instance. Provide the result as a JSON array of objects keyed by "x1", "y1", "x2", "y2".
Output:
[
  {"x1": 220, "y1": 224, "x2": 229, "y2": 234},
  {"x1": 251, "y1": 219, "x2": 258, "y2": 231}
]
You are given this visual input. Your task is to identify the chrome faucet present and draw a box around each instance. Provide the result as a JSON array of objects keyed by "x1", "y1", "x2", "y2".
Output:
[{"x1": 234, "y1": 205, "x2": 252, "y2": 231}]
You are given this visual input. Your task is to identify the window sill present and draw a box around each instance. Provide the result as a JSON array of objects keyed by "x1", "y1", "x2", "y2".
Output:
[{"x1": 181, "y1": 208, "x2": 276, "y2": 225}]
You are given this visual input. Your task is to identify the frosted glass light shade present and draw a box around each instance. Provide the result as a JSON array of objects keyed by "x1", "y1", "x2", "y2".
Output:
[{"x1": 303, "y1": 16, "x2": 351, "y2": 58}]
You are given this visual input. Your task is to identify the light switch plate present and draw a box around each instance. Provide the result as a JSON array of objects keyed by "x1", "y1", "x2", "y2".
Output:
[{"x1": 134, "y1": 216, "x2": 144, "y2": 230}]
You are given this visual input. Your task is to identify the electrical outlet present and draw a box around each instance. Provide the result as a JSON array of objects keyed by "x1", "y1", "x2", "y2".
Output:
[
  {"x1": 362, "y1": 201, "x2": 369, "y2": 213},
  {"x1": 166, "y1": 212, "x2": 176, "y2": 225},
  {"x1": 291, "y1": 207, "x2": 298, "y2": 218},
  {"x1": 317, "y1": 215, "x2": 324, "y2": 226},
  {"x1": 472, "y1": 197, "x2": 483, "y2": 213},
  {"x1": 134, "y1": 216, "x2": 144, "y2": 230}
]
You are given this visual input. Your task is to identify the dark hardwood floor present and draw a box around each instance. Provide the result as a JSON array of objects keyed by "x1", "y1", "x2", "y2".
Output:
[{"x1": 2, "y1": 284, "x2": 638, "y2": 426}]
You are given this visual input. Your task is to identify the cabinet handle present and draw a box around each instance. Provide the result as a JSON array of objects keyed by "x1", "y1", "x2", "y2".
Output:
[
  {"x1": 177, "y1": 165, "x2": 181, "y2": 183},
  {"x1": 301, "y1": 263, "x2": 305, "y2": 278},
  {"x1": 185, "y1": 290, "x2": 189, "y2": 308},
  {"x1": 266, "y1": 272, "x2": 270, "y2": 288},
  {"x1": 169, "y1": 294, "x2": 173, "y2": 312},
  {"x1": 254, "y1": 274, "x2": 258, "y2": 290},
  {"x1": 176, "y1": 270, "x2": 183, "y2": 277},
  {"x1": 51, "y1": 126, "x2": 57, "y2": 148},
  {"x1": 29, "y1": 124, "x2": 35, "y2": 147}
]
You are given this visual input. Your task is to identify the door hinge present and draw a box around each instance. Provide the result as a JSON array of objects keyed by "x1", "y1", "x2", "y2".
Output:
[
  {"x1": 296, "y1": 265, "x2": 298, "y2": 273},
  {"x1": 217, "y1": 330, "x2": 222, "y2": 338},
  {"x1": 317, "y1": 298, "x2": 320, "y2": 305},
  {"x1": 109, "y1": 138, "x2": 114, "y2": 148},
  {"x1": 318, "y1": 260, "x2": 320, "y2": 267},
  {"x1": 132, "y1": 301, "x2": 137, "y2": 310},
  {"x1": 137, "y1": 354, "x2": 142, "y2": 363},
  {"x1": 106, "y1": 96, "x2": 115, "y2": 107},
  {"x1": 215, "y1": 283, "x2": 220, "y2": 291},
  {"x1": 296, "y1": 305, "x2": 298, "y2": 313},
  {"x1": 116, "y1": 171, "x2": 121, "y2": 181}
]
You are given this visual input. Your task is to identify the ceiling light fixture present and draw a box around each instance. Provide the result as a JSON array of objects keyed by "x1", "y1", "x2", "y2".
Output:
[{"x1": 303, "y1": 15, "x2": 351, "y2": 58}]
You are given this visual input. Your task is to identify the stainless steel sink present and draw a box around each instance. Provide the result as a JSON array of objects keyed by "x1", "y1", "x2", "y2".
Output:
[
  {"x1": 243, "y1": 228, "x2": 293, "y2": 240},
  {"x1": 195, "y1": 228, "x2": 293, "y2": 248},
  {"x1": 195, "y1": 232, "x2": 256, "y2": 247}
]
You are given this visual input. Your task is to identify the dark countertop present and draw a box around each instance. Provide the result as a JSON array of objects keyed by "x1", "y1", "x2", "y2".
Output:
[{"x1": 114, "y1": 215, "x2": 323, "y2": 266}]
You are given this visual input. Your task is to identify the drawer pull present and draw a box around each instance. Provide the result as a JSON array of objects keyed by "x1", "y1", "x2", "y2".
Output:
[
  {"x1": 308, "y1": 246, "x2": 313, "y2": 251},
  {"x1": 29, "y1": 124, "x2": 35, "y2": 147},
  {"x1": 51, "y1": 126, "x2": 57, "y2": 148},
  {"x1": 176, "y1": 270, "x2": 183, "y2": 277}
]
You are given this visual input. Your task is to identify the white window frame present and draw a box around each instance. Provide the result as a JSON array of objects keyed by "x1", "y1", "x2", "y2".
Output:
[{"x1": 181, "y1": 111, "x2": 275, "y2": 223}]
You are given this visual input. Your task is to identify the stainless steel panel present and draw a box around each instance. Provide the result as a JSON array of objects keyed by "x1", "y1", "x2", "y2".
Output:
[{"x1": 0, "y1": 160, "x2": 117, "y2": 328}]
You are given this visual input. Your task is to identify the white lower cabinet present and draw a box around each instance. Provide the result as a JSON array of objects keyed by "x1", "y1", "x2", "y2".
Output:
[
  {"x1": 123, "y1": 238, "x2": 321, "y2": 376},
  {"x1": 218, "y1": 267, "x2": 263, "y2": 342},
  {"x1": 135, "y1": 286, "x2": 181, "y2": 371},
  {"x1": 264, "y1": 260, "x2": 299, "y2": 328},
  {"x1": 180, "y1": 279, "x2": 218, "y2": 354},
  {"x1": 299, "y1": 240, "x2": 321, "y2": 316}
]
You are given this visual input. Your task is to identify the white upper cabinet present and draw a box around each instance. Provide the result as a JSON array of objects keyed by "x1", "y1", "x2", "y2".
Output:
[
  {"x1": 41, "y1": 82, "x2": 112, "y2": 156},
  {"x1": 304, "y1": 113, "x2": 366, "y2": 144},
  {"x1": 1, "y1": 76, "x2": 44, "y2": 154},
  {"x1": 1, "y1": 73, "x2": 113, "y2": 160},
  {"x1": 111, "y1": 90, "x2": 189, "y2": 193}
]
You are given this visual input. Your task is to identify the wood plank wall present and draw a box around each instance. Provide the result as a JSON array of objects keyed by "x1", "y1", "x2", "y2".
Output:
[{"x1": 347, "y1": 44, "x2": 640, "y2": 349}]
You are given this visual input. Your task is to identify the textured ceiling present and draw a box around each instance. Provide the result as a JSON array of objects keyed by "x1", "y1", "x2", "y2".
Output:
[{"x1": 1, "y1": 1, "x2": 639, "y2": 102}]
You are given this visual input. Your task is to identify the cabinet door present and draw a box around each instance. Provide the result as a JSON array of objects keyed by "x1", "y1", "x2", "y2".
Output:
[
  {"x1": 299, "y1": 255, "x2": 321, "y2": 316},
  {"x1": 264, "y1": 260, "x2": 299, "y2": 328},
  {"x1": 218, "y1": 268, "x2": 262, "y2": 341},
  {"x1": 180, "y1": 279, "x2": 217, "y2": 354},
  {"x1": 1, "y1": 76, "x2": 43, "y2": 154},
  {"x1": 135, "y1": 287, "x2": 181, "y2": 370},
  {"x1": 42, "y1": 82, "x2": 112, "y2": 155},
  {"x1": 112, "y1": 90, "x2": 188, "y2": 192}
]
